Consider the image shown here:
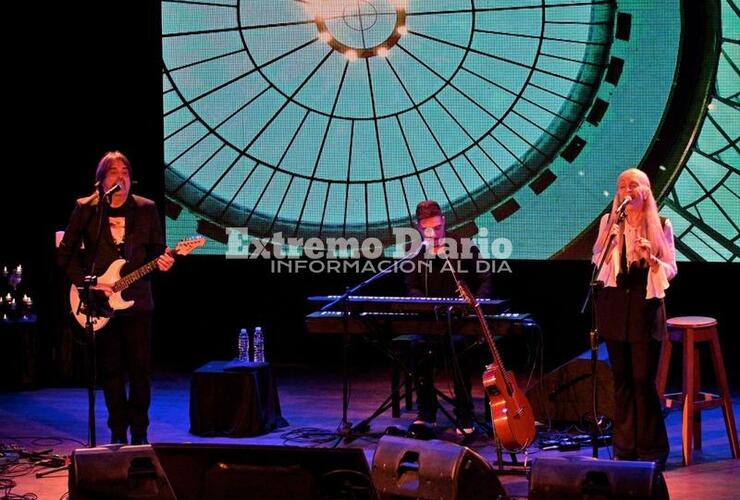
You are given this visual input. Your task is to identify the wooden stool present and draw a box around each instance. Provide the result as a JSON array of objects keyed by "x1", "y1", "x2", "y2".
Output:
[
  {"x1": 655, "y1": 316, "x2": 740, "y2": 465},
  {"x1": 390, "y1": 334, "x2": 422, "y2": 417}
]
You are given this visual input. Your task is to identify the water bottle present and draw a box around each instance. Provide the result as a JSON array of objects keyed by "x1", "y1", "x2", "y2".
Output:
[
  {"x1": 253, "y1": 326, "x2": 265, "y2": 363},
  {"x1": 238, "y1": 328, "x2": 250, "y2": 361}
]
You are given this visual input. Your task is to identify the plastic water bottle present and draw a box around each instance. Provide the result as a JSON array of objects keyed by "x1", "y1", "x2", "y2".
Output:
[
  {"x1": 253, "y1": 326, "x2": 265, "y2": 363},
  {"x1": 238, "y1": 328, "x2": 250, "y2": 361}
]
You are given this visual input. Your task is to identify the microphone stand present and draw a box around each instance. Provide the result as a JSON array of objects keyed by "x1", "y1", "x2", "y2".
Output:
[
  {"x1": 321, "y1": 241, "x2": 426, "y2": 438},
  {"x1": 82, "y1": 188, "x2": 118, "y2": 448},
  {"x1": 580, "y1": 208, "x2": 625, "y2": 458},
  {"x1": 37, "y1": 189, "x2": 113, "y2": 478}
]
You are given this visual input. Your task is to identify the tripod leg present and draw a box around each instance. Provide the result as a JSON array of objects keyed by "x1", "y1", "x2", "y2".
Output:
[
  {"x1": 496, "y1": 440, "x2": 504, "y2": 471},
  {"x1": 338, "y1": 332, "x2": 352, "y2": 434}
]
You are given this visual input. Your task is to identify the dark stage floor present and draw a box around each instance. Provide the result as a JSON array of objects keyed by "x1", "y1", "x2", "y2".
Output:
[{"x1": 1, "y1": 365, "x2": 738, "y2": 499}]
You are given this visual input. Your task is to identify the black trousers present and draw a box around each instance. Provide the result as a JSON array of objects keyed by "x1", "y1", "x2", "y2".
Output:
[
  {"x1": 96, "y1": 312, "x2": 152, "y2": 441},
  {"x1": 605, "y1": 339, "x2": 669, "y2": 462},
  {"x1": 414, "y1": 336, "x2": 474, "y2": 424}
]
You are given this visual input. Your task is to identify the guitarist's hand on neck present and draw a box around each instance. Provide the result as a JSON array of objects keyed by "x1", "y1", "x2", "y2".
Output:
[{"x1": 157, "y1": 247, "x2": 175, "y2": 272}]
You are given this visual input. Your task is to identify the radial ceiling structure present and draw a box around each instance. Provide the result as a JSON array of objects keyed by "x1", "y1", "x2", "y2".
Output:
[
  {"x1": 163, "y1": 0, "x2": 614, "y2": 248},
  {"x1": 162, "y1": 0, "x2": 736, "y2": 260}
]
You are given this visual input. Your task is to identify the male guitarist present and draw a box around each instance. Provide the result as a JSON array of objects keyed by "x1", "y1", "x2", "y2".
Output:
[
  {"x1": 404, "y1": 200, "x2": 492, "y2": 439},
  {"x1": 58, "y1": 151, "x2": 174, "y2": 445}
]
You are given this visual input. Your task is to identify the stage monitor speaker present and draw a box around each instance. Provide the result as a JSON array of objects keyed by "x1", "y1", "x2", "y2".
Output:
[
  {"x1": 525, "y1": 343, "x2": 614, "y2": 424},
  {"x1": 70, "y1": 443, "x2": 376, "y2": 500},
  {"x1": 371, "y1": 436, "x2": 505, "y2": 500},
  {"x1": 529, "y1": 457, "x2": 669, "y2": 499},
  {"x1": 69, "y1": 445, "x2": 176, "y2": 500}
]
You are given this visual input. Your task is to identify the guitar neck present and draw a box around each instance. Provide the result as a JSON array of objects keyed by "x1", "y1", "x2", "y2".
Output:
[
  {"x1": 112, "y1": 259, "x2": 159, "y2": 293},
  {"x1": 473, "y1": 301, "x2": 514, "y2": 394}
]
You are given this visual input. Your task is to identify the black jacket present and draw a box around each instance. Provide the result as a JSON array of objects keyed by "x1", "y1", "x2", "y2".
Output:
[{"x1": 403, "y1": 235, "x2": 493, "y2": 299}]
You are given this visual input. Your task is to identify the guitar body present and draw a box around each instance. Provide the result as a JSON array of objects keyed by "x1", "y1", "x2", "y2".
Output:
[
  {"x1": 67, "y1": 237, "x2": 203, "y2": 333},
  {"x1": 483, "y1": 364, "x2": 536, "y2": 451},
  {"x1": 453, "y1": 278, "x2": 536, "y2": 451},
  {"x1": 69, "y1": 259, "x2": 135, "y2": 332}
]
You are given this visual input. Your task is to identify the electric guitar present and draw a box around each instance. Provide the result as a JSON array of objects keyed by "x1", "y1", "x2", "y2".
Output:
[
  {"x1": 69, "y1": 236, "x2": 205, "y2": 332},
  {"x1": 456, "y1": 280, "x2": 536, "y2": 451}
]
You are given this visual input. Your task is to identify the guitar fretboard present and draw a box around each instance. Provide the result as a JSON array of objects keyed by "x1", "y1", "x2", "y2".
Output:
[{"x1": 113, "y1": 260, "x2": 159, "y2": 293}]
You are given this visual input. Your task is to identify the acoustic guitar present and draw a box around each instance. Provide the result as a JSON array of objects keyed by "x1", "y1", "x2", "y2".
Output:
[{"x1": 456, "y1": 280, "x2": 536, "y2": 450}]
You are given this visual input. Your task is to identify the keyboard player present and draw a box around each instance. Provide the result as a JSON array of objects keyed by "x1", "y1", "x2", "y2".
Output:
[{"x1": 403, "y1": 200, "x2": 492, "y2": 439}]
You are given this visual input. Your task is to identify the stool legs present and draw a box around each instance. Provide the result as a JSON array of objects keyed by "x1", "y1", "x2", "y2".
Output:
[
  {"x1": 709, "y1": 332, "x2": 740, "y2": 459},
  {"x1": 390, "y1": 342, "x2": 418, "y2": 418},
  {"x1": 659, "y1": 319, "x2": 738, "y2": 466},
  {"x1": 693, "y1": 349, "x2": 701, "y2": 451},
  {"x1": 681, "y1": 328, "x2": 696, "y2": 465},
  {"x1": 391, "y1": 366, "x2": 401, "y2": 418},
  {"x1": 404, "y1": 369, "x2": 414, "y2": 411},
  {"x1": 655, "y1": 338, "x2": 671, "y2": 399}
]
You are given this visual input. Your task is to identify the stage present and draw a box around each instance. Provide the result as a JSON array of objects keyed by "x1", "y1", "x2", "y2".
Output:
[{"x1": 1, "y1": 365, "x2": 737, "y2": 499}]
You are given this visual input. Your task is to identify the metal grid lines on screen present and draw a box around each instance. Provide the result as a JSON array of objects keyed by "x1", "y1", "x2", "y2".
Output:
[
  {"x1": 162, "y1": 0, "x2": 616, "y2": 254},
  {"x1": 660, "y1": 0, "x2": 739, "y2": 263}
]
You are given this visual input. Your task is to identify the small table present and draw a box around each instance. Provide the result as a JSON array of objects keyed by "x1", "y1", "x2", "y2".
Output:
[
  {"x1": 189, "y1": 361, "x2": 288, "y2": 437},
  {"x1": 0, "y1": 315, "x2": 39, "y2": 389}
]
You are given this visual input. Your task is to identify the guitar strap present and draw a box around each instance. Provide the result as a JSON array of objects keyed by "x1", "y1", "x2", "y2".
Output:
[{"x1": 123, "y1": 197, "x2": 136, "y2": 262}]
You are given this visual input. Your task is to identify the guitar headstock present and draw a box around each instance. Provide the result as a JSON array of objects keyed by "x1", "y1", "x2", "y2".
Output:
[{"x1": 173, "y1": 236, "x2": 206, "y2": 256}]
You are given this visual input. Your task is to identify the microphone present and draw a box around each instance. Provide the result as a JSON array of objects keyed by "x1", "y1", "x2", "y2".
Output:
[
  {"x1": 616, "y1": 195, "x2": 631, "y2": 218},
  {"x1": 407, "y1": 239, "x2": 428, "y2": 260},
  {"x1": 100, "y1": 183, "x2": 122, "y2": 198}
]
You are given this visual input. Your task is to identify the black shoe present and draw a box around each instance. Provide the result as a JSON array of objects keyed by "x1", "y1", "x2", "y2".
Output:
[
  {"x1": 131, "y1": 434, "x2": 148, "y2": 445},
  {"x1": 384, "y1": 426, "x2": 407, "y2": 437},
  {"x1": 111, "y1": 433, "x2": 128, "y2": 445},
  {"x1": 407, "y1": 420, "x2": 436, "y2": 440},
  {"x1": 455, "y1": 423, "x2": 476, "y2": 437},
  {"x1": 454, "y1": 413, "x2": 476, "y2": 437}
]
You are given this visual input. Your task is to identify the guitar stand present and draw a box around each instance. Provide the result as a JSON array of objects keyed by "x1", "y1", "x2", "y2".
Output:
[
  {"x1": 477, "y1": 420, "x2": 530, "y2": 475},
  {"x1": 493, "y1": 445, "x2": 529, "y2": 476}
]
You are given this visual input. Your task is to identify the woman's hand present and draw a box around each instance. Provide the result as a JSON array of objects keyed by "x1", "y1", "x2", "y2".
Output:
[{"x1": 635, "y1": 237, "x2": 658, "y2": 267}]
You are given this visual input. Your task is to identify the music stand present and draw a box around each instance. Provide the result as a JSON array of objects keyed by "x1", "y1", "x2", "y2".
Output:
[{"x1": 580, "y1": 208, "x2": 626, "y2": 458}]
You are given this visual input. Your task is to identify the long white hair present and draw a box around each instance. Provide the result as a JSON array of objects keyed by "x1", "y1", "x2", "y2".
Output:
[{"x1": 610, "y1": 168, "x2": 670, "y2": 261}]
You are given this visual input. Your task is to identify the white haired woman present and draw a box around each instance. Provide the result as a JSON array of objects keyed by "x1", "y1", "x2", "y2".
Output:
[{"x1": 592, "y1": 168, "x2": 677, "y2": 470}]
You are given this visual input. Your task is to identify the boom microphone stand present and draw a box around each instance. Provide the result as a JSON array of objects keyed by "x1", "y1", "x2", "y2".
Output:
[
  {"x1": 580, "y1": 198, "x2": 630, "y2": 458},
  {"x1": 80, "y1": 185, "x2": 120, "y2": 448},
  {"x1": 38, "y1": 187, "x2": 115, "y2": 478},
  {"x1": 321, "y1": 240, "x2": 427, "y2": 439}
]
